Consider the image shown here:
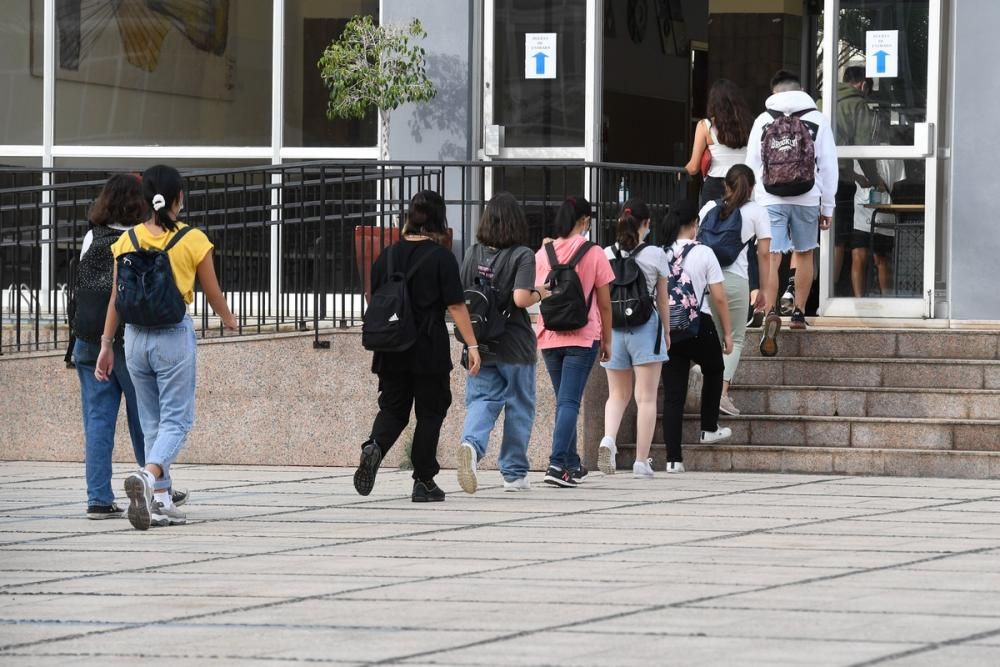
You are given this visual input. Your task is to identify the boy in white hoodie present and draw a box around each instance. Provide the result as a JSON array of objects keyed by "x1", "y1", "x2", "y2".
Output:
[{"x1": 746, "y1": 70, "x2": 838, "y2": 332}]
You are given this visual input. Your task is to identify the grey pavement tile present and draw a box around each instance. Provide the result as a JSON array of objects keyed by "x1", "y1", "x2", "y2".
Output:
[
  {"x1": 587, "y1": 544, "x2": 931, "y2": 569},
  {"x1": 0, "y1": 593, "x2": 268, "y2": 625},
  {"x1": 296, "y1": 537, "x2": 625, "y2": 561},
  {"x1": 702, "y1": 531, "x2": 994, "y2": 554},
  {"x1": 0, "y1": 548, "x2": 195, "y2": 574},
  {"x1": 878, "y1": 644, "x2": 1000, "y2": 666},
  {"x1": 0, "y1": 621, "x2": 131, "y2": 651}
]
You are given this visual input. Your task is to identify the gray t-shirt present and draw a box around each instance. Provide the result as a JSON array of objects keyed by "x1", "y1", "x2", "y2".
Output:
[{"x1": 460, "y1": 244, "x2": 537, "y2": 365}]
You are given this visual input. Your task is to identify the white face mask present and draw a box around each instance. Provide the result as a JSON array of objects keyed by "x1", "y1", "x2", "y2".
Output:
[{"x1": 641, "y1": 226, "x2": 651, "y2": 241}]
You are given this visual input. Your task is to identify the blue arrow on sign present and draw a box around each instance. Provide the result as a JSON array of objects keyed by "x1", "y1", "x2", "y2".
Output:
[
  {"x1": 532, "y1": 52, "x2": 548, "y2": 75},
  {"x1": 873, "y1": 50, "x2": 889, "y2": 73}
]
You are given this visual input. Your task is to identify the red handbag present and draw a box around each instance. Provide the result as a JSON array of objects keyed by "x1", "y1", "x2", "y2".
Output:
[{"x1": 700, "y1": 148, "x2": 712, "y2": 178}]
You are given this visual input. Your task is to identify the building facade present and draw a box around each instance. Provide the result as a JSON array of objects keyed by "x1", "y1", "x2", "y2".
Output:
[{"x1": 2, "y1": 0, "x2": 997, "y2": 322}]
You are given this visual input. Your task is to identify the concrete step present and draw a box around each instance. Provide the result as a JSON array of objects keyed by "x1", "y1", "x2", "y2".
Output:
[
  {"x1": 731, "y1": 356, "x2": 1000, "y2": 390},
  {"x1": 671, "y1": 445, "x2": 1000, "y2": 479},
  {"x1": 739, "y1": 327, "x2": 1000, "y2": 360},
  {"x1": 613, "y1": 415, "x2": 1000, "y2": 453},
  {"x1": 724, "y1": 385, "x2": 1000, "y2": 420}
]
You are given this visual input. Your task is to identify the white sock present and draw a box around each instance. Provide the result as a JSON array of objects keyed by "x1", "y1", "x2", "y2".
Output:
[
  {"x1": 153, "y1": 491, "x2": 172, "y2": 509},
  {"x1": 600, "y1": 436, "x2": 616, "y2": 449}
]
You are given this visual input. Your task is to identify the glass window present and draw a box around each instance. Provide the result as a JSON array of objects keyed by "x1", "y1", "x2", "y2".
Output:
[
  {"x1": 49, "y1": 0, "x2": 273, "y2": 146},
  {"x1": 831, "y1": 0, "x2": 930, "y2": 147},
  {"x1": 2, "y1": 5, "x2": 42, "y2": 144},
  {"x1": 284, "y1": 0, "x2": 379, "y2": 147},
  {"x1": 494, "y1": 0, "x2": 587, "y2": 148}
]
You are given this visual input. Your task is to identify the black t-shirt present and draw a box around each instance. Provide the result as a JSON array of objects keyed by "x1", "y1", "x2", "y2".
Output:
[
  {"x1": 459, "y1": 244, "x2": 537, "y2": 365},
  {"x1": 370, "y1": 239, "x2": 464, "y2": 375}
]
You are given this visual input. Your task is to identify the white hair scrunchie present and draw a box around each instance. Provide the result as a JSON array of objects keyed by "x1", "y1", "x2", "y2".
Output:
[{"x1": 152, "y1": 194, "x2": 166, "y2": 211}]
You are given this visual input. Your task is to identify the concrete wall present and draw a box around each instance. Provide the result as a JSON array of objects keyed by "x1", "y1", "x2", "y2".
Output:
[
  {"x1": 947, "y1": 0, "x2": 1000, "y2": 320},
  {"x1": 0, "y1": 332, "x2": 578, "y2": 475}
]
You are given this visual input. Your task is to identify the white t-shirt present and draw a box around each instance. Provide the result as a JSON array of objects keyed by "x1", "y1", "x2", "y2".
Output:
[
  {"x1": 697, "y1": 200, "x2": 772, "y2": 281},
  {"x1": 667, "y1": 240, "x2": 725, "y2": 315},
  {"x1": 604, "y1": 243, "x2": 669, "y2": 296}
]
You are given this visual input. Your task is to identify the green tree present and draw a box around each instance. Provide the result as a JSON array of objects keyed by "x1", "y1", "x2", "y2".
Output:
[{"x1": 318, "y1": 16, "x2": 436, "y2": 161}]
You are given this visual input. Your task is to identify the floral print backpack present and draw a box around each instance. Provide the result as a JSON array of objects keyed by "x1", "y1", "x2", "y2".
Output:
[{"x1": 666, "y1": 243, "x2": 704, "y2": 343}]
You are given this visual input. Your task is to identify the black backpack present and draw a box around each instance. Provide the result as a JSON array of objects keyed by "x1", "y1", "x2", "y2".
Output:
[
  {"x1": 362, "y1": 244, "x2": 435, "y2": 352},
  {"x1": 609, "y1": 244, "x2": 654, "y2": 330},
  {"x1": 115, "y1": 226, "x2": 192, "y2": 327},
  {"x1": 697, "y1": 200, "x2": 753, "y2": 268},
  {"x1": 70, "y1": 226, "x2": 121, "y2": 343},
  {"x1": 539, "y1": 241, "x2": 595, "y2": 332},
  {"x1": 456, "y1": 248, "x2": 511, "y2": 351}
]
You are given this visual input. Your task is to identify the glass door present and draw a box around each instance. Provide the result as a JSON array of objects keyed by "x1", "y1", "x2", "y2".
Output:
[
  {"x1": 482, "y1": 0, "x2": 597, "y2": 244},
  {"x1": 816, "y1": 0, "x2": 942, "y2": 318}
]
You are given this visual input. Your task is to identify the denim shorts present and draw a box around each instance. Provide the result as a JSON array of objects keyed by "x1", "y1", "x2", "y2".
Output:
[
  {"x1": 601, "y1": 315, "x2": 668, "y2": 371},
  {"x1": 768, "y1": 204, "x2": 820, "y2": 253}
]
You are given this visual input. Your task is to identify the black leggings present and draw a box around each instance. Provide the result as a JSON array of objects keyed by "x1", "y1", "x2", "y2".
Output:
[
  {"x1": 368, "y1": 372, "x2": 452, "y2": 481},
  {"x1": 661, "y1": 314, "x2": 725, "y2": 462}
]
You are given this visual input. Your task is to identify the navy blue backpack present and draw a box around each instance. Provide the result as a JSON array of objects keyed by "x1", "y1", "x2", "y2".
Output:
[
  {"x1": 697, "y1": 199, "x2": 753, "y2": 268},
  {"x1": 115, "y1": 226, "x2": 192, "y2": 326}
]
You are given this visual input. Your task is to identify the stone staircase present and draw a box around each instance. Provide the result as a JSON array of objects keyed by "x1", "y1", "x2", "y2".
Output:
[{"x1": 614, "y1": 328, "x2": 1000, "y2": 478}]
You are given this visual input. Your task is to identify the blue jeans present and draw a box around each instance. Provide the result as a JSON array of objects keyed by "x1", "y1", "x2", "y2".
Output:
[
  {"x1": 125, "y1": 317, "x2": 197, "y2": 493},
  {"x1": 541, "y1": 342, "x2": 599, "y2": 470},
  {"x1": 461, "y1": 361, "x2": 536, "y2": 482},
  {"x1": 74, "y1": 339, "x2": 145, "y2": 506}
]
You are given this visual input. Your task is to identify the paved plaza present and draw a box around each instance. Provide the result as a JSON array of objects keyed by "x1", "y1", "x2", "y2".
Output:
[{"x1": 2, "y1": 463, "x2": 1000, "y2": 665}]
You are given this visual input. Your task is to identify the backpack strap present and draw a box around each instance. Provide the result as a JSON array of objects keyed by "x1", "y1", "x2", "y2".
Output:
[
  {"x1": 544, "y1": 241, "x2": 559, "y2": 268},
  {"x1": 163, "y1": 225, "x2": 194, "y2": 252},
  {"x1": 567, "y1": 241, "x2": 595, "y2": 268},
  {"x1": 127, "y1": 229, "x2": 141, "y2": 253},
  {"x1": 765, "y1": 108, "x2": 783, "y2": 120},
  {"x1": 403, "y1": 244, "x2": 437, "y2": 280}
]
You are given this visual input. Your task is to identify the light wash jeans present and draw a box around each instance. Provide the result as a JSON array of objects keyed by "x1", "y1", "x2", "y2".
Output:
[
  {"x1": 541, "y1": 342, "x2": 599, "y2": 470},
  {"x1": 74, "y1": 339, "x2": 145, "y2": 506},
  {"x1": 461, "y1": 361, "x2": 536, "y2": 482},
  {"x1": 709, "y1": 270, "x2": 750, "y2": 383},
  {"x1": 125, "y1": 316, "x2": 197, "y2": 493}
]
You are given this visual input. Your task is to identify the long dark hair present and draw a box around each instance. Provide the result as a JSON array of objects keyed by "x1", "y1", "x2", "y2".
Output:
[
  {"x1": 142, "y1": 164, "x2": 184, "y2": 232},
  {"x1": 89, "y1": 174, "x2": 146, "y2": 228},
  {"x1": 403, "y1": 190, "x2": 448, "y2": 238},
  {"x1": 616, "y1": 198, "x2": 650, "y2": 252},
  {"x1": 721, "y1": 164, "x2": 755, "y2": 220},
  {"x1": 707, "y1": 79, "x2": 753, "y2": 149},
  {"x1": 661, "y1": 199, "x2": 700, "y2": 247},
  {"x1": 478, "y1": 192, "x2": 528, "y2": 249},
  {"x1": 551, "y1": 196, "x2": 592, "y2": 239}
]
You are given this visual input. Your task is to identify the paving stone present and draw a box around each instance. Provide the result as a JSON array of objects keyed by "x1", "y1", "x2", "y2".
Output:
[
  {"x1": 851, "y1": 422, "x2": 953, "y2": 449},
  {"x1": 896, "y1": 332, "x2": 999, "y2": 360}
]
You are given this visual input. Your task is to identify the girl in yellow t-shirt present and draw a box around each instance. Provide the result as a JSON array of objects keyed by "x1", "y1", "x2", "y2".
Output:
[{"x1": 94, "y1": 164, "x2": 236, "y2": 531}]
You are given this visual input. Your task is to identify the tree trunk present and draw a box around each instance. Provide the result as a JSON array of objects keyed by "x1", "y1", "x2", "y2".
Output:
[{"x1": 380, "y1": 111, "x2": 391, "y2": 162}]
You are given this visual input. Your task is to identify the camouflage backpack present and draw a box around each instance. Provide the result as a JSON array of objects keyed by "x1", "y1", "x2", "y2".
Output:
[{"x1": 761, "y1": 109, "x2": 819, "y2": 197}]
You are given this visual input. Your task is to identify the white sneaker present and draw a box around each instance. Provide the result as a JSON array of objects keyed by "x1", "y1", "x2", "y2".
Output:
[
  {"x1": 597, "y1": 436, "x2": 617, "y2": 475},
  {"x1": 633, "y1": 458, "x2": 655, "y2": 478},
  {"x1": 719, "y1": 395, "x2": 741, "y2": 416},
  {"x1": 781, "y1": 283, "x2": 795, "y2": 315},
  {"x1": 457, "y1": 442, "x2": 478, "y2": 494},
  {"x1": 150, "y1": 501, "x2": 186, "y2": 527},
  {"x1": 666, "y1": 462, "x2": 686, "y2": 473},
  {"x1": 503, "y1": 477, "x2": 531, "y2": 492},
  {"x1": 700, "y1": 427, "x2": 733, "y2": 444},
  {"x1": 123, "y1": 469, "x2": 155, "y2": 531}
]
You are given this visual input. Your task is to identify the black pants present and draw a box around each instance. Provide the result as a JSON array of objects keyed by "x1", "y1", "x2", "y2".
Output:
[
  {"x1": 700, "y1": 176, "x2": 725, "y2": 208},
  {"x1": 368, "y1": 371, "x2": 452, "y2": 481},
  {"x1": 661, "y1": 314, "x2": 725, "y2": 463}
]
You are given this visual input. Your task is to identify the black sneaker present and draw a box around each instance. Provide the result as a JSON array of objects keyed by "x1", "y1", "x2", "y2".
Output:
[
  {"x1": 748, "y1": 310, "x2": 765, "y2": 328},
  {"x1": 572, "y1": 465, "x2": 589, "y2": 483},
  {"x1": 543, "y1": 466, "x2": 578, "y2": 488},
  {"x1": 412, "y1": 479, "x2": 446, "y2": 503},
  {"x1": 790, "y1": 308, "x2": 808, "y2": 330},
  {"x1": 86, "y1": 502, "x2": 124, "y2": 520},
  {"x1": 171, "y1": 488, "x2": 188, "y2": 507},
  {"x1": 353, "y1": 442, "x2": 382, "y2": 496}
]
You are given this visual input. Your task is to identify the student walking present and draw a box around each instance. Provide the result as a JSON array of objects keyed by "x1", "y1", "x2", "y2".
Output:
[
  {"x1": 746, "y1": 69, "x2": 838, "y2": 335},
  {"x1": 661, "y1": 200, "x2": 733, "y2": 473},
  {"x1": 95, "y1": 165, "x2": 237, "y2": 530},
  {"x1": 355, "y1": 191, "x2": 482, "y2": 503},
  {"x1": 597, "y1": 199, "x2": 671, "y2": 478},
  {"x1": 71, "y1": 175, "x2": 146, "y2": 519},
  {"x1": 699, "y1": 165, "x2": 773, "y2": 416},
  {"x1": 686, "y1": 79, "x2": 754, "y2": 207},
  {"x1": 455, "y1": 193, "x2": 549, "y2": 493},
  {"x1": 535, "y1": 197, "x2": 614, "y2": 488}
]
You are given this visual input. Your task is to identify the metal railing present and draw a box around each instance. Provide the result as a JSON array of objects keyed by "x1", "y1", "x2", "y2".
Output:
[{"x1": 0, "y1": 160, "x2": 688, "y2": 355}]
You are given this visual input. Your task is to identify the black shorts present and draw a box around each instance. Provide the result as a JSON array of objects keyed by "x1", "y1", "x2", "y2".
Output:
[
  {"x1": 850, "y1": 230, "x2": 893, "y2": 257},
  {"x1": 834, "y1": 180, "x2": 857, "y2": 246}
]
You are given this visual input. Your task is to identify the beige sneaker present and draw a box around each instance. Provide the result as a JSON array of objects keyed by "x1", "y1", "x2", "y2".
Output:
[
  {"x1": 456, "y1": 442, "x2": 478, "y2": 494},
  {"x1": 719, "y1": 394, "x2": 741, "y2": 416}
]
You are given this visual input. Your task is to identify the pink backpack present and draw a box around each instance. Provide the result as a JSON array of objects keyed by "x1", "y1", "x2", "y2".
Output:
[{"x1": 761, "y1": 109, "x2": 818, "y2": 197}]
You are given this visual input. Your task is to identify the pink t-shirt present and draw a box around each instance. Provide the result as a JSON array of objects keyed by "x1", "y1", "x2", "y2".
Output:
[{"x1": 534, "y1": 235, "x2": 615, "y2": 350}]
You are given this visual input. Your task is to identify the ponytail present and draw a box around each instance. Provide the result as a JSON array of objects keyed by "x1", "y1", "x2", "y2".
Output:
[
  {"x1": 616, "y1": 198, "x2": 650, "y2": 252},
  {"x1": 662, "y1": 199, "x2": 700, "y2": 247},
  {"x1": 721, "y1": 164, "x2": 755, "y2": 220},
  {"x1": 551, "y1": 196, "x2": 592, "y2": 238},
  {"x1": 142, "y1": 164, "x2": 184, "y2": 232}
]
